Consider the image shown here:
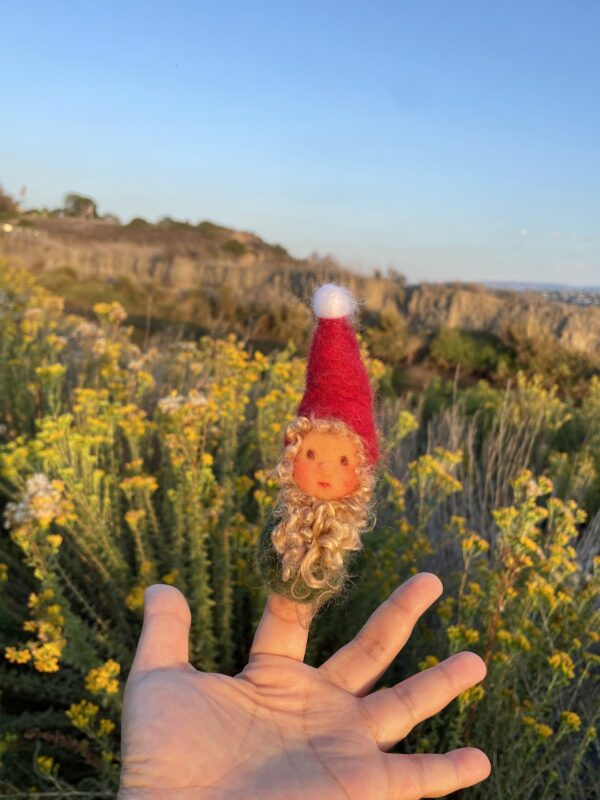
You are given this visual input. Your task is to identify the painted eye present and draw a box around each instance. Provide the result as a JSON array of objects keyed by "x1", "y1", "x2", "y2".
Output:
[
  {"x1": 306, "y1": 449, "x2": 315, "y2": 460},
  {"x1": 340, "y1": 455, "x2": 349, "y2": 466}
]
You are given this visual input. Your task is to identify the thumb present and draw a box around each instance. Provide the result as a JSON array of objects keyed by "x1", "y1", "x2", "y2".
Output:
[{"x1": 130, "y1": 584, "x2": 191, "y2": 675}]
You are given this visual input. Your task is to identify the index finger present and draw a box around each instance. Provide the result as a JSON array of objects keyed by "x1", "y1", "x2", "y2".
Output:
[
  {"x1": 249, "y1": 592, "x2": 316, "y2": 662},
  {"x1": 129, "y1": 584, "x2": 191, "y2": 676}
]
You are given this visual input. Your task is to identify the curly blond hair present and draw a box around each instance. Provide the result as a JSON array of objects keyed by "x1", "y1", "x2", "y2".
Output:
[{"x1": 269, "y1": 415, "x2": 377, "y2": 607}]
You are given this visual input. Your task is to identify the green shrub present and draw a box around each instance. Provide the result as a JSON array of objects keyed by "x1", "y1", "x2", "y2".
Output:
[
  {"x1": 0, "y1": 186, "x2": 19, "y2": 220},
  {"x1": 431, "y1": 328, "x2": 513, "y2": 375},
  {"x1": 196, "y1": 220, "x2": 224, "y2": 237},
  {"x1": 365, "y1": 308, "x2": 409, "y2": 365},
  {"x1": 126, "y1": 217, "x2": 150, "y2": 228},
  {"x1": 220, "y1": 239, "x2": 247, "y2": 257}
]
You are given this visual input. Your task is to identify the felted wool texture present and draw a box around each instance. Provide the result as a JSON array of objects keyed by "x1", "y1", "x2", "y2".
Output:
[
  {"x1": 255, "y1": 511, "x2": 361, "y2": 611},
  {"x1": 291, "y1": 317, "x2": 379, "y2": 465},
  {"x1": 312, "y1": 283, "x2": 358, "y2": 319}
]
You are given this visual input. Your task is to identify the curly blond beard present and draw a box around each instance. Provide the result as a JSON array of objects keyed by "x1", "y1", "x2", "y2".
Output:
[{"x1": 270, "y1": 416, "x2": 377, "y2": 608}]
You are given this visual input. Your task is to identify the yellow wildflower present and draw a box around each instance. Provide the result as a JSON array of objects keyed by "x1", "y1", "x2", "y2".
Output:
[
  {"x1": 66, "y1": 700, "x2": 100, "y2": 729},
  {"x1": 393, "y1": 410, "x2": 419, "y2": 442},
  {"x1": 5, "y1": 647, "x2": 32, "y2": 664},
  {"x1": 93, "y1": 301, "x2": 128, "y2": 324},
  {"x1": 119, "y1": 475, "x2": 159, "y2": 494},
  {"x1": 493, "y1": 506, "x2": 518, "y2": 530},
  {"x1": 527, "y1": 578, "x2": 555, "y2": 605},
  {"x1": 140, "y1": 559, "x2": 154, "y2": 578},
  {"x1": 162, "y1": 569, "x2": 179, "y2": 585},
  {"x1": 33, "y1": 640, "x2": 65, "y2": 673},
  {"x1": 36, "y1": 755, "x2": 56, "y2": 775},
  {"x1": 458, "y1": 684, "x2": 485, "y2": 712},
  {"x1": 561, "y1": 711, "x2": 582, "y2": 731},
  {"x1": 548, "y1": 651, "x2": 575, "y2": 680},
  {"x1": 467, "y1": 581, "x2": 484, "y2": 597},
  {"x1": 436, "y1": 596, "x2": 455, "y2": 622},
  {"x1": 519, "y1": 534, "x2": 539, "y2": 554},
  {"x1": 47, "y1": 534, "x2": 63, "y2": 550},
  {"x1": 35, "y1": 363, "x2": 67, "y2": 382},
  {"x1": 556, "y1": 590, "x2": 573, "y2": 606},
  {"x1": 461, "y1": 534, "x2": 490, "y2": 555},
  {"x1": 136, "y1": 369, "x2": 155, "y2": 388},
  {"x1": 45, "y1": 332, "x2": 67, "y2": 352},
  {"x1": 448, "y1": 624, "x2": 480, "y2": 645},
  {"x1": 125, "y1": 509, "x2": 146, "y2": 532},
  {"x1": 126, "y1": 585, "x2": 144, "y2": 611},
  {"x1": 99, "y1": 718, "x2": 116, "y2": 735},
  {"x1": 85, "y1": 659, "x2": 121, "y2": 695},
  {"x1": 417, "y1": 655, "x2": 440, "y2": 671},
  {"x1": 514, "y1": 633, "x2": 532, "y2": 652},
  {"x1": 535, "y1": 723, "x2": 553, "y2": 739}
]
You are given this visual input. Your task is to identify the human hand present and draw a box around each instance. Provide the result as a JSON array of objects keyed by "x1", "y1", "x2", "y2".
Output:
[{"x1": 118, "y1": 573, "x2": 490, "y2": 799}]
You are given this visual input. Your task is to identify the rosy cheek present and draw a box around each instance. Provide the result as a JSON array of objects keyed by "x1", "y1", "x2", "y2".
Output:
[
  {"x1": 293, "y1": 459, "x2": 312, "y2": 491},
  {"x1": 342, "y1": 469, "x2": 359, "y2": 494}
]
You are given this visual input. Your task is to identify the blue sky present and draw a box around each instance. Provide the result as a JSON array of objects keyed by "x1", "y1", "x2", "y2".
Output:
[{"x1": 2, "y1": 0, "x2": 599, "y2": 284}]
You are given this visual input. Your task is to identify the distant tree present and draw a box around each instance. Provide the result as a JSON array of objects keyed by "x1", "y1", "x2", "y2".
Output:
[
  {"x1": 196, "y1": 221, "x2": 223, "y2": 236},
  {"x1": 386, "y1": 267, "x2": 407, "y2": 286},
  {"x1": 102, "y1": 213, "x2": 121, "y2": 224},
  {"x1": 0, "y1": 186, "x2": 19, "y2": 219},
  {"x1": 269, "y1": 243, "x2": 289, "y2": 259},
  {"x1": 221, "y1": 239, "x2": 247, "y2": 257},
  {"x1": 63, "y1": 192, "x2": 98, "y2": 219},
  {"x1": 127, "y1": 217, "x2": 151, "y2": 228},
  {"x1": 158, "y1": 216, "x2": 195, "y2": 230}
]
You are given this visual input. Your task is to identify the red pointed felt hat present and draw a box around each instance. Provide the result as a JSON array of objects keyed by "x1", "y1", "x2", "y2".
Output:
[{"x1": 285, "y1": 284, "x2": 379, "y2": 465}]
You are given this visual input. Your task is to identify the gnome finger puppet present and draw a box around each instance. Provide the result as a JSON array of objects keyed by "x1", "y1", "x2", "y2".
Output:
[{"x1": 257, "y1": 283, "x2": 380, "y2": 611}]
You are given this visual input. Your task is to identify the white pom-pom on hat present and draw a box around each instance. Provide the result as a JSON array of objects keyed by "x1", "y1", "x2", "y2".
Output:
[{"x1": 311, "y1": 283, "x2": 358, "y2": 319}]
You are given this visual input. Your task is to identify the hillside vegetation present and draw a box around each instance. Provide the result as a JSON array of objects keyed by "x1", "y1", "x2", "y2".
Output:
[
  {"x1": 0, "y1": 260, "x2": 599, "y2": 797},
  {"x1": 3, "y1": 213, "x2": 600, "y2": 398}
]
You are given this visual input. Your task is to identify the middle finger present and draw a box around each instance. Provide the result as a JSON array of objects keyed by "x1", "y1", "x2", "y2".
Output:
[{"x1": 319, "y1": 572, "x2": 443, "y2": 695}]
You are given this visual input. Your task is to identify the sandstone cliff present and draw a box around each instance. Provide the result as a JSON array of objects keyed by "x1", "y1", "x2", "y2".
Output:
[
  {"x1": 2, "y1": 218, "x2": 600, "y2": 356},
  {"x1": 405, "y1": 283, "x2": 600, "y2": 354}
]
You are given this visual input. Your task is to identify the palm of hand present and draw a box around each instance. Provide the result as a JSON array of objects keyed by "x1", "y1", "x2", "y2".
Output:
[
  {"x1": 119, "y1": 577, "x2": 490, "y2": 799},
  {"x1": 120, "y1": 656, "x2": 388, "y2": 799}
]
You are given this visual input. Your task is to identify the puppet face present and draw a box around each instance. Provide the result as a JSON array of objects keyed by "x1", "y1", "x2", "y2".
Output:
[{"x1": 292, "y1": 429, "x2": 361, "y2": 500}]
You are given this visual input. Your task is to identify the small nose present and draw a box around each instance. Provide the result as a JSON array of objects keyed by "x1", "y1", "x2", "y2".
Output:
[{"x1": 317, "y1": 459, "x2": 334, "y2": 475}]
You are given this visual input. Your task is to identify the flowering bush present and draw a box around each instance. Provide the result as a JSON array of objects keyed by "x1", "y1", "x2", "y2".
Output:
[{"x1": 0, "y1": 260, "x2": 598, "y2": 797}]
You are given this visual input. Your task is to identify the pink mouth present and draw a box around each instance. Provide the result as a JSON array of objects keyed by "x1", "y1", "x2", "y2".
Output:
[{"x1": 318, "y1": 482, "x2": 330, "y2": 488}]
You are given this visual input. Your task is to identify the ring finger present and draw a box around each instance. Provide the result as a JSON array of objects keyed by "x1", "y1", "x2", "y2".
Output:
[{"x1": 361, "y1": 651, "x2": 486, "y2": 750}]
